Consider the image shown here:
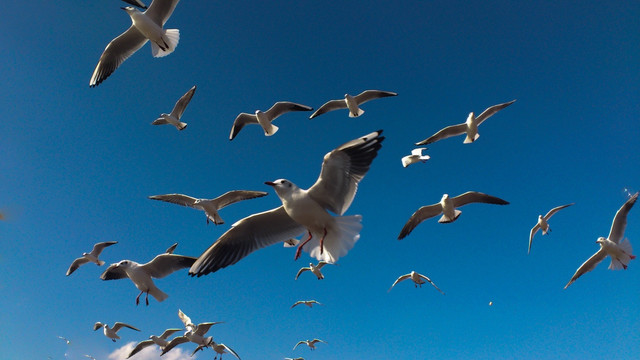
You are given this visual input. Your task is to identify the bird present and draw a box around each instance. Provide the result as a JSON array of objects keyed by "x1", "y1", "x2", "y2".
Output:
[
  {"x1": 290, "y1": 300, "x2": 323, "y2": 309},
  {"x1": 148, "y1": 190, "x2": 268, "y2": 225},
  {"x1": 229, "y1": 101, "x2": 313, "y2": 140},
  {"x1": 151, "y1": 85, "x2": 196, "y2": 130},
  {"x1": 388, "y1": 271, "x2": 445, "y2": 294},
  {"x1": 66, "y1": 241, "x2": 118, "y2": 276},
  {"x1": 122, "y1": 0, "x2": 147, "y2": 9},
  {"x1": 284, "y1": 358, "x2": 305, "y2": 360},
  {"x1": 528, "y1": 203, "x2": 574, "y2": 254},
  {"x1": 126, "y1": 328, "x2": 182, "y2": 358},
  {"x1": 192, "y1": 341, "x2": 241, "y2": 360},
  {"x1": 57, "y1": 336, "x2": 71, "y2": 345},
  {"x1": 295, "y1": 261, "x2": 332, "y2": 280},
  {"x1": 89, "y1": 0, "x2": 181, "y2": 87},
  {"x1": 161, "y1": 321, "x2": 223, "y2": 356},
  {"x1": 176, "y1": 309, "x2": 224, "y2": 337},
  {"x1": 189, "y1": 130, "x2": 384, "y2": 276},
  {"x1": 564, "y1": 192, "x2": 637, "y2": 289},
  {"x1": 398, "y1": 192, "x2": 509, "y2": 239},
  {"x1": 309, "y1": 90, "x2": 397, "y2": 119},
  {"x1": 93, "y1": 322, "x2": 140, "y2": 342},
  {"x1": 401, "y1": 148, "x2": 430, "y2": 168},
  {"x1": 293, "y1": 339, "x2": 327, "y2": 351},
  {"x1": 415, "y1": 100, "x2": 516, "y2": 145},
  {"x1": 100, "y1": 251, "x2": 196, "y2": 305},
  {"x1": 84, "y1": 356, "x2": 97, "y2": 360}
]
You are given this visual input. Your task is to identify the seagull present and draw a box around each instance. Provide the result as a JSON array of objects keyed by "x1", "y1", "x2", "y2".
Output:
[
  {"x1": 189, "y1": 130, "x2": 384, "y2": 276},
  {"x1": 295, "y1": 261, "x2": 332, "y2": 280},
  {"x1": 293, "y1": 339, "x2": 326, "y2": 351},
  {"x1": 84, "y1": 356, "x2": 97, "y2": 360},
  {"x1": 284, "y1": 358, "x2": 305, "y2": 360},
  {"x1": 149, "y1": 190, "x2": 268, "y2": 225},
  {"x1": 126, "y1": 328, "x2": 182, "y2": 358},
  {"x1": 415, "y1": 100, "x2": 516, "y2": 145},
  {"x1": 57, "y1": 336, "x2": 71, "y2": 345},
  {"x1": 100, "y1": 251, "x2": 196, "y2": 305},
  {"x1": 564, "y1": 192, "x2": 637, "y2": 289},
  {"x1": 291, "y1": 300, "x2": 323, "y2": 309},
  {"x1": 229, "y1": 101, "x2": 313, "y2": 140},
  {"x1": 66, "y1": 241, "x2": 118, "y2": 276},
  {"x1": 309, "y1": 90, "x2": 397, "y2": 119},
  {"x1": 398, "y1": 192, "x2": 509, "y2": 239},
  {"x1": 192, "y1": 341, "x2": 241, "y2": 360},
  {"x1": 161, "y1": 321, "x2": 223, "y2": 356},
  {"x1": 528, "y1": 203, "x2": 575, "y2": 254},
  {"x1": 152, "y1": 85, "x2": 196, "y2": 130},
  {"x1": 401, "y1": 148, "x2": 430, "y2": 168},
  {"x1": 122, "y1": 0, "x2": 147, "y2": 9},
  {"x1": 93, "y1": 322, "x2": 140, "y2": 342},
  {"x1": 388, "y1": 271, "x2": 445, "y2": 294},
  {"x1": 177, "y1": 309, "x2": 224, "y2": 337},
  {"x1": 89, "y1": 0, "x2": 181, "y2": 87}
]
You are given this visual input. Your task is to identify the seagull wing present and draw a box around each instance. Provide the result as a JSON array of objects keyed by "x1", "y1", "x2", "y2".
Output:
[
  {"x1": 113, "y1": 322, "x2": 140, "y2": 332},
  {"x1": 311, "y1": 338, "x2": 327, "y2": 344},
  {"x1": 66, "y1": 257, "x2": 90, "y2": 276},
  {"x1": 307, "y1": 130, "x2": 385, "y2": 215},
  {"x1": 417, "y1": 273, "x2": 445, "y2": 294},
  {"x1": 220, "y1": 344, "x2": 241, "y2": 360},
  {"x1": 141, "y1": 253, "x2": 196, "y2": 279},
  {"x1": 212, "y1": 190, "x2": 269, "y2": 210},
  {"x1": 397, "y1": 204, "x2": 443, "y2": 239},
  {"x1": 354, "y1": 90, "x2": 397, "y2": 105},
  {"x1": 161, "y1": 336, "x2": 190, "y2": 355},
  {"x1": 127, "y1": 340, "x2": 154, "y2": 358},
  {"x1": 100, "y1": 263, "x2": 129, "y2": 280},
  {"x1": 190, "y1": 206, "x2": 306, "y2": 276},
  {"x1": 295, "y1": 267, "x2": 310, "y2": 280},
  {"x1": 264, "y1": 101, "x2": 313, "y2": 120},
  {"x1": 451, "y1": 191, "x2": 509, "y2": 207},
  {"x1": 309, "y1": 99, "x2": 347, "y2": 119},
  {"x1": 607, "y1": 192, "x2": 638, "y2": 243},
  {"x1": 178, "y1": 309, "x2": 195, "y2": 329},
  {"x1": 291, "y1": 301, "x2": 303, "y2": 308},
  {"x1": 170, "y1": 85, "x2": 196, "y2": 119},
  {"x1": 293, "y1": 341, "x2": 306, "y2": 350},
  {"x1": 415, "y1": 123, "x2": 467, "y2": 146},
  {"x1": 194, "y1": 322, "x2": 223, "y2": 336},
  {"x1": 564, "y1": 249, "x2": 607, "y2": 289},
  {"x1": 159, "y1": 328, "x2": 183, "y2": 339},
  {"x1": 89, "y1": 26, "x2": 148, "y2": 87},
  {"x1": 148, "y1": 194, "x2": 198, "y2": 208},
  {"x1": 544, "y1": 203, "x2": 575, "y2": 220},
  {"x1": 528, "y1": 224, "x2": 541, "y2": 254},
  {"x1": 474, "y1": 99, "x2": 517, "y2": 126},
  {"x1": 388, "y1": 273, "x2": 411, "y2": 292},
  {"x1": 165, "y1": 242, "x2": 178, "y2": 254},
  {"x1": 90, "y1": 241, "x2": 118, "y2": 257},
  {"x1": 229, "y1": 113, "x2": 258, "y2": 140},
  {"x1": 411, "y1": 148, "x2": 427, "y2": 156},
  {"x1": 145, "y1": 0, "x2": 181, "y2": 26}
]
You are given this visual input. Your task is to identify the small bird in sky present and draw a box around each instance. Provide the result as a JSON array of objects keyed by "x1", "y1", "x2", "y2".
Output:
[
  {"x1": 192, "y1": 340, "x2": 241, "y2": 360},
  {"x1": 290, "y1": 300, "x2": 323, "y2": 309},
  {"x1": 161, "y1": 320, "x2": 224, "y2": 356},
  {"x1": 401, "y1": 148, "x2": 430, "y2": 168},
  {"x1": 66, "y1": 241, "x2": 118, "y2": 276},
  {"x1": 151, "y1": 85, "x2": 196, "y2": 130},
  {"x1": 84, "y1": 355, "x2": 97, "y2": 360},
  {"x1": 293, "y1": 339, "x2": 327, "y2": 351},
  {"x1": 229, "y1": 101, "x2": 313, "y2": 140},
  {"x1": 93, "y1": 321, "x2": 140, "y2": 342},
  {"x1": 57, "y1": 336, "x2": 71, "y2": 345},
  {"x1": 388, "y1": 271, "x2": 445, "y2": 294},
  {"x1": 127, "y1": 328, "x2": 182, "y2": 358},
  {"x1": 310, "y1": 90, "x2": 397, "y2": 119},
  {"x1": 284, "y1": 358, "x2": 305, "y2": 360},
  {"x1": 528, "y1": 203, "x2": 574, "y2": 254},
  {"x1": 295, "y1": 261, "x2": 332, "y2": 280}
]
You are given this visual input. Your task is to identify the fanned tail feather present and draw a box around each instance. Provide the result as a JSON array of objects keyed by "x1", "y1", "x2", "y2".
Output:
[
  {"x1": 439, "y1": 210, "x2": 461, "y2": 223},
  {"x1": 609, "y1": 238, "x2": 634, "y2": 270},
  {"x1": 264, "y1": 124, "x2": 279, "y2": 136},
  {"x1": 349, "y1": 109, "x2": 365, "y2": 118},
  {"x1": 151, "y1": 29, "x2": 180, "y2": 58},
  {"x1": 307, "y1": 215, "x2": 362, "y2": 263},
  {"x1": 150, "y1": 287, "x2": 169, "y2": 302}
]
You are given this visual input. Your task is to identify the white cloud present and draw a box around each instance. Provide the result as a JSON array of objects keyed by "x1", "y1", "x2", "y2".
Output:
[{"x1": 108, "y1": 341, "x2": 196, "y2": 360}]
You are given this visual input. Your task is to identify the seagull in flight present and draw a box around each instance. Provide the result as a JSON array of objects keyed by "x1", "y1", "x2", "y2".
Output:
[
  {"x1": 89, "y1": 0, "x2": 181, "y2": 86},
  {"x1": 564, "y1": 192, "x2": 637, "y2": 289},
  {"x1": 93, "y1": 322, "x2": 140, "y2": 342},
  {"x1": 229, "y1": 101, "x2": 313, "y2": 140},
  {"x1": 415, "y1": 100, "x2": 516, "y2": 145},
  {"x1": 126, "y1": 328, "x2": 182, "y2": 358},
  {"x1": 295, "y1": 261, "x2": 332, "y2": 280},
  {"x1": 152, "y1": 85, "x2": 196, "y2": 130},
  {"x1": 57, "y1": 336, "x2": 71, "y2": 345},
  {"x1": 293, "y1": 339, "x2": 327, "y2": 351},
  {"x1": 398, "y1": 192, "x2": 509, "y2": 239},
  {"x1": 189, "y1": 130, "x2": 384, "y2": 276},
  {"x1": 290, "y1": 300, "x2": 323, "y2": 309},
  {"x1": 528, "y1": 203, "x2": 574, "y2": 254},
  {"x1": 192, "y1": 340, "x2": 241, "y2": 360},
  {"x1": 401, "y1": 148, "x2": 430, "y2": 168},
  {"x1": 310, "y1": 90, "x2": 397, "y2": 119},
  {"x1": 388, "y1": 271, "x2": 445, "y2": 294},
  {"x1": 66, "y1": 241, "x2": 118, "y2": 276}
]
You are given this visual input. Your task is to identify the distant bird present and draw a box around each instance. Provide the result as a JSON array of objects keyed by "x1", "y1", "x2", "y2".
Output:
[
  {"x1": 309, "y1": 90, "x2": 397, "y2": 119},
  {"x1": 100, "y1": 252, "x2": 196, "y2": 305},
  {"x1": 57, "y1": 336, "x2": 71, "y2": 345},
  {"x1": 415, "y1": 100, "x2": 516, "y2": 145},
  {"x1": 388, "y1": 271, "x2": 445, "y2": 294},
  {"x1": 66, "y1": 241, "x2": 118, "y2": 276},
  {"x1": 127, "y1": 328, "x2": 182, "y2": 358},
  {"x1": 89, "y1": 0, "x2": 182, "y2": 87},
  {"x1": 295, "y1": 261, "x2": 332, "y2": 280},
  {"x1": 229, "y1": 101, "x2": 313, "y2": 140},
  {"x1": 190, "y1": 130, "x2": 384, "y2": 276},
  {"x1": 161, "y1": 321, "x2": 223, "y2": 356},
  {"x1": 293, "y1": 339, "x2": 327, "y2": 351},
  {"x1": 398, "y1": 192, "x2": 509, "y2": 239},
  {"x1": 283, "y1": 238, "x2": 300, "y2": 247},
  {"x1": 149, "y1": 190, "x2": 268, "y2": 225},
  {"x1": 564, "y1": 192, "x2": 637, "y2": 289},
  {"x1": 401, "y1": 148, "x2": 430, "y2": 168},
  {"x1": 291, "y1": 300, "x2": 323, "y2": 309},
  {"x1": 93, "y1": 322, "x2": 140, "y2": 342},
  {"x1": 284, "y1": 358, "x2": 305, "y2": 360},
  {"x1": 528, "y1": 203, "x2": 574, "y2": 254},
  {"x1": 152, "y1": 85, "x2": 196, "y2": 130},
  {"x1": 192, "y1": 340, "x2": 241, "y2": 360},
  {"x1": 165, "y1": 242, "x2": 178, "y2": 254},
  {"x1": 122, "y1": 0, "x2": 147, "y2": 9},
  {"x1": 84, "y1": 355, "x2": 97, "y2": 360}
]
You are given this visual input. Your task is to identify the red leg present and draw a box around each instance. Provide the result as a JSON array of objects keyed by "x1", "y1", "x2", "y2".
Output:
[
  {"x1": 295, "y1": 231, "x2": 313, "y2": 260},
  {"x1": 319, "y1": 228, "x2": 327, "y2": 255}
]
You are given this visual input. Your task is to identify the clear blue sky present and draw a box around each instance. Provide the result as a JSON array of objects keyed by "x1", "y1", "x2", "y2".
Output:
[{"x1": 1, "y1": 1, "x2": 639, "y2": 359}]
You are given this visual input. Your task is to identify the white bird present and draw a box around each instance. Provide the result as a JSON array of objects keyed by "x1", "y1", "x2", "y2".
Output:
[
  {"x1": 398, "y1": 192, "x2": 509, "y2": 239},
  {"x1": 93, "y1": 322, "x2": 140, "y2": 342},
  {"x1": 57, "y1": 336, "x2": 71, "y2": 345},
  {"x1": 285, "y1": 358, "x2": 305, "y2": 360},
  {"x1": 388, "y1": 271, "x2": 445, "y2": 294},
  {"x1": 229, "y1": 101, "x2": 313, "y2": 140},
  {"x1": 161, "y1": 322, "x2": 223, "y2": 356},
  {"x1": 192, "y1": 340, "x2": 241, "y2": 360},
  {"x1": 84, "y1": 355, "x2": 97, "y2": 360},
  {"x1": 66, "y1": 241, "x2": 118, "y2": 276},
  {"x1": 290, "y1": 300, "x2": 323, "y2": 309},
  {"x1": 528, "y1": 203, "x2": 574, "y2": 254},
  {"x1": 564, "y1": 192, "x2": 637, "y2": 289},
  {"x1": 100, "y1": 252, "x2": 196, "y2": 305},
  {"x1": 149, "y1": 190, "x2": 268, "y2": 225},
  {"x1": 151, "y1": 85, "x2": 196, "y2": 130},
  {"x1": 293, "y1": 339, "x2": 327, "y2": 351},
  {"x1": 309, "y1": 90, "x2": 397, "y2": 119},
  {"x1": 126, "y1": 328, "x2": 182, "y2": 358},
  {"x1": 401, "y1": 148, "x2": 430, "y2": 168},
  {"x1": 415, "y1": 100, "x2": 516, "y2": 145},
  {"x1": 122, "y1": 0, "x2": 147, "y2": 9},
  {"x1": 189, "y1": 130, "x2": 384, "y2": 276},
  {"x1": 295, "y1": 261, "x2": 331, "y2": 280},
  {"x1": 89, "y1": 0, "x2": 181, "y2": 87}
]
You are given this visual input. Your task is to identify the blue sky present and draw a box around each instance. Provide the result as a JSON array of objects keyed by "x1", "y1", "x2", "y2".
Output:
[{"x1": 1, "y1": 1, "x2": 639, "y2": 359}]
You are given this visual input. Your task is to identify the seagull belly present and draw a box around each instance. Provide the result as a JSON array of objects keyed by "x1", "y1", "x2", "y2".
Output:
[
  {"x1": 464, "y1": 114, "x2": 479, "y2": 143},
  {"x1": 345, "y1": 95, "x2": 363, "y2": 117},
  {"x1": 125, "y1": 268, "x2": 154, "y2": 292},
  {"x1": 130, "y1": 12, "x2": 166, "y2": 47}
]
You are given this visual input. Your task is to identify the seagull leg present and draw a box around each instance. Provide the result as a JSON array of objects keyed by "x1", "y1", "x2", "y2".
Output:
[
  {"x1": 295, "y1": 231, "x2": 313, "y2": 260},
  {"x1": 136, "y1": 291, "x2": 143, "y2": 305},
  {"x1": 145, "y1": 292, "x2": 150, "y2": 306},
  {"x1": 319, "y1": 228, "x2": 327, "y2": 255}
]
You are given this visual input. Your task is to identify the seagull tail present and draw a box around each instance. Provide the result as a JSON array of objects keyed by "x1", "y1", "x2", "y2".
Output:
[
  {"x1": 307, "y1": 215, "x2": 362, "y2": 263},
  {"x1": 149, "y1": 287, "x2": 169, "y2": 302},
  {"x1": 463, "y1": 133, "x2": 480, "y2": 144},
  {"x1": 176, "y1": 122, "x2": 187, "y2": 131},
  {"x1": 97, "y1": 260, "x2": 105, "y2": 266},
  {"x1": 349, "y1": 109, "x2": 365, "y2": 118},
  {"x1": 610, "y1": 238, "x2": 635, "y2": 270},
  {"x1": 438, "y1": 210, "x2": 461, "y2": 223},
  {"x1": 152, "y1": 29, "x2": 180, "y2": 58},
  {"x1": 264, "y1": 124, "x2": 279, "y2": 136}
]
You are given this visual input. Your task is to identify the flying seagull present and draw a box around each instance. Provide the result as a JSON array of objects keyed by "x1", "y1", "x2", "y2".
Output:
[
  {"x1": 290, "y1": 300, "x2": 323, "y2": 309},
  {"x1": 84, "y1": 355, "x2": 97, "y2": 360},
  {"x1": 401, "y1": 148, "x2": 430, "y2": 168},
  {"x1": 100, "y1": 251, "x2": 196, "y2": 305},
  {"x1": 388, "y1": 271, "x2": 445, "y2": 294},
  {"x1": 293, "y1": 339, "x2": 327, "y2": 351},
  {"x1": 229, "y1": 101, "x2": 313, "y2": 140},
  {"x1": 126, "y1": 328, "x2": 182, "y2": 358},
  {"x1": 295, "y1": 261, "x2": 332, "y2": 280},
  {"x1": 189, "y1": 130, "x2": 384, "y2": 276},
  {"x1": 398, "y1": 192, "x2": 509, "y2": 239},
  {"x1": 161, "y1": 321, "x2": 224, "y2": 356},
  {"x1": 122, "y1": 0, "x2": 147, "y2": 9},
  {"x1": 93, "y1": 322, "x2": 140, "y2": 342},
  {"x1": 89, "y1": 0, "x2": 181, "y2": 87},
  {"x1": 528, "y1": 203, "x2": 574, "y2": 254},
  {"x1": 192, "y1": 340, "x2": 241, "y2": 360},
  {"x1": 57, "y1": 336, "x2": 71, "y2": 345},
  {"x1": 564, "y1": 192, "x2": 637, "y2": 289},
  {"x1": 149, "y1": 190, "x2": 268, "y2": 225},
  {"x1": 415, "y1": 100, "x2": 516, "y2": 145},
  {"x1": 309, "y1": 90, "x2": 397, "y2": 119},
  {"x1": 152, "y1": 85, "x2": 196, "y2": 130},
  {"x1": 66, "y1": 241, "x2": 118, "y2": 276}
]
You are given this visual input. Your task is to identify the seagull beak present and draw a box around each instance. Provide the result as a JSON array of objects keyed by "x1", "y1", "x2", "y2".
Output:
[{"x1": 264, "y1": 181, "x2": 276, "y2": 187}]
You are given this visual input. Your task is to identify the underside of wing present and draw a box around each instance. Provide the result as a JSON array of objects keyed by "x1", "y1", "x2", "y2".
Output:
[
  {"x1": 451, "y1": 191, "x2": 509, "y2": 207},
  {"x1": 398, "y1": 204, "x2": 442, "y2": 239},
  {"x1": 148, "y1": 194, "x2": 198, "y2": 208},
  {"x1": 172, "y1": 85, "x2": 196, "y2": 119},
  {"x1": 214, "y1": 190, "x2": 269, "y2": 210},
  {"x1": 143, "y1": 254, "x2": 197, "y2": 279},
  {"x1": 608, "y1": 192, "x2": 638, "y2": 243},
  {"x1": 229, "y1": 113, "x2": 258, "y2": 140},
  {"x1": 309, "y1": 99, "x2": 346, "y2": 119},
  {"x1": 90, "y1": 26, "x2": 147, "y2": 87},
  {"x1": 415, "y1": 123, "x2": 466, "y2": 146},
  {"x1": 564, "y1": 249, "x2": 607, "y2": 289}
]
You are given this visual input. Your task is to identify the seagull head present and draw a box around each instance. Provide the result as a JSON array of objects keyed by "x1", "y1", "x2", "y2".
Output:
[
  {"x1": 596, "y1": 236, "x2": 606, "y2": 245},
  {"x1": 265, "y1": 179, "x2": 296, "y2": 197}
]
